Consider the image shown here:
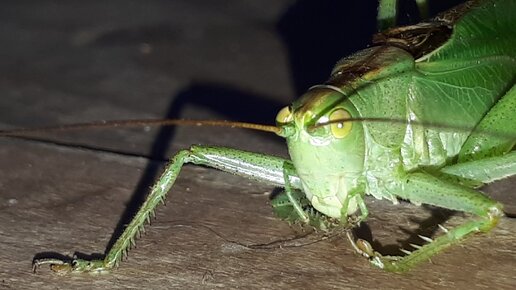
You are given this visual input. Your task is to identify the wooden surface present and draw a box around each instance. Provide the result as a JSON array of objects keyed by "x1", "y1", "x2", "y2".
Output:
[{"x1": 0, "y1": 1, "x2": 515, "y2": 289}]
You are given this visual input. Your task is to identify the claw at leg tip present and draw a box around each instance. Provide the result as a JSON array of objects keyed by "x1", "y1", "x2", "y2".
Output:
[
  {"x1": 356, "y1": 239, "x2": 375, "y2": 257},
  {"x1": 32, "y1": 258, "x2": 74, "y2": 274}
]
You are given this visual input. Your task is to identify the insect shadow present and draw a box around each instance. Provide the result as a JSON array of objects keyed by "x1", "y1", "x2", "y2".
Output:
[
  {"x1": 101, "y1": 0, "x2": 471, "y2": 257},
  {"x1": 103, "y1": 0, "x2": 378, "y2": 254}
]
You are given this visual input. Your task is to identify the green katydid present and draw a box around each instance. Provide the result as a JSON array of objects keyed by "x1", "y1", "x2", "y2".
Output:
[{"x1": 2, "y1": 0, "x2": 515, "y2": 273}]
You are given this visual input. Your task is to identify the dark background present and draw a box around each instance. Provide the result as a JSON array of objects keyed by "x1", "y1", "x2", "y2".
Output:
[{"x1": 0, "y1": 0, "x2": 514, "y2": 289}]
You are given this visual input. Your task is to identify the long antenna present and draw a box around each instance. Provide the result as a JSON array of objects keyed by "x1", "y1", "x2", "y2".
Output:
[
  {"x1": 309, "y1": 117, "x2": 516, "y2": 139},
  {"x1": 0, "y1": 119, "x2": 281, "y2": 137}
]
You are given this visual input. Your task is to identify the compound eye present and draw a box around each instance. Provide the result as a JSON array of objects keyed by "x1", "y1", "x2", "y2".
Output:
[
  {"x1": 329, "y1": 109, "x2": 352, "y2": 138},
  {"x1": 276, "y1": 106, "x2": 293, "y2": 124}
]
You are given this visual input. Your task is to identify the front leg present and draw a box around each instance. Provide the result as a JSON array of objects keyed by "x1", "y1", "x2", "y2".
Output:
[
  {"x1": 33, "y1": 145, "x2": 301, "y2": 274},
  {"x1": 348, "y1": 172, "x2": 504, "y2": 272}
]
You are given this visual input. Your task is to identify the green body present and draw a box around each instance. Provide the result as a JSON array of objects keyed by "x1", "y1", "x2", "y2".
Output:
[
  {"x1": 32, "y1": 0, "x2": 516, "y2": 273},
  {"x1": 286, "y1": 0, "x2": 515, "y2": 219}
]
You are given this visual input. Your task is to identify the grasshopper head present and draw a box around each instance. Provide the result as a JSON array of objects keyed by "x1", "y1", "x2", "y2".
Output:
[{"x1": 276, "y1": 86, "x2": 366, "y2": 219}]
